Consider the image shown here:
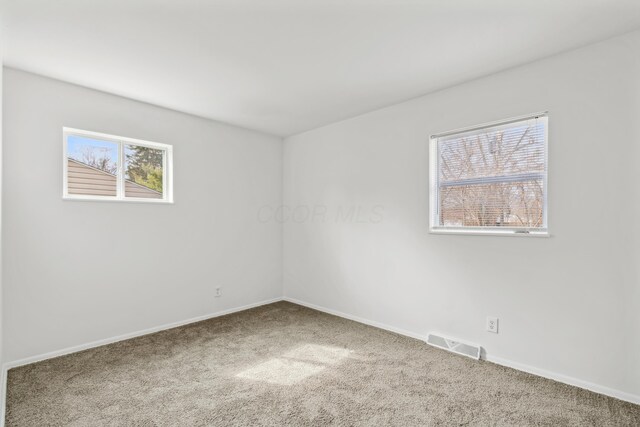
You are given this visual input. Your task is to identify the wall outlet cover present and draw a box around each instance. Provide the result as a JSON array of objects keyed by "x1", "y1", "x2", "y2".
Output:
[{"x1": 486, "y1": 316, "x2": 499, "y2": 333}]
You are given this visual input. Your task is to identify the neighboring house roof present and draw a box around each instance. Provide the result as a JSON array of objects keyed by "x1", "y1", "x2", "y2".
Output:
[{"x1": 67, "y1": 158, "x2": 163, "y2": 199}]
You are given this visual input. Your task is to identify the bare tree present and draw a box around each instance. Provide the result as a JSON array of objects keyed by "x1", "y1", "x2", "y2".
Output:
[
  {"x1": 439, "y1": 124, "x2": 544, "y2": 228},
  {"x1": 78, "y1": 146, "x2": 118, "y2": 174}
]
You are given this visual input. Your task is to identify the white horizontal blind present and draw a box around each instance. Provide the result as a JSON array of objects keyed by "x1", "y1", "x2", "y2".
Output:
[{"x1": 430, "y1": 114, "x2": 548, "y2": 234}]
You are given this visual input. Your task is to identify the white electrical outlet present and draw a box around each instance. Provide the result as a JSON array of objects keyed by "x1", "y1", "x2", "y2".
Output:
[
  {"x1": 215, "y1": 287, "x2": 222, "y2": 298},
  {"x1": 486, "y1": 316, "x2": 499, "y2": 333}
]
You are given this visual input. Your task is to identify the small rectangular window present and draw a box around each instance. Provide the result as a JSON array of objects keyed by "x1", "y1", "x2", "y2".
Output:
[
  {"x1": 429, "y1": 113, "x2": 548, "y2": 236},
  {"x1": 63, "y1": 128, "x2": 173, "y2": 203}
]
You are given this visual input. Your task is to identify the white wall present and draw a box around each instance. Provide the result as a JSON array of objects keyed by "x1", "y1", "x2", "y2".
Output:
[
  {"x1": 284, "y1": 31, "x2": 640, "y2": 400},
  {"x1": 0, "y1": 2, "x2": 5, "y2": 415},
  {"x1": 2, "y1": 68, "x2": 283, "y2": 363}
]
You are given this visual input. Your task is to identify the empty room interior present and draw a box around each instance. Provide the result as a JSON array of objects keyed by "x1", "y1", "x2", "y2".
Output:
[{"x1": 1, "y1": 1, "x2": 640, "y2": 425}]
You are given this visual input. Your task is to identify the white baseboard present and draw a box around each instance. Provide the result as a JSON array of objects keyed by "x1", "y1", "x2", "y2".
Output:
[
  {"x1": 283, "y1": 297, "x2": 426, "y2": 341},
  {"x1": 0, "y1": 365, "x2": 6, "y2": 427},
  {"x1": 283, "y1": 296, "x2": 640, "y2": 406},
  {"x1": 1, "y1": 294, "x2": 637, "y2": 426},
  {"x1": 3, "y1": 297, "x2": 283, "y2": 371},
  {"x1": 484, "y1": 354, "x2": 640, "y2": 405},
  {"x1": 0, "y1": 296, "x2": 284, "y2": 427}
]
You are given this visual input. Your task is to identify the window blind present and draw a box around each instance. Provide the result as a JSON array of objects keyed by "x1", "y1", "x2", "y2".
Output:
[{"x1": 430, "y1": 114, "x2": 548, "y2": 234}]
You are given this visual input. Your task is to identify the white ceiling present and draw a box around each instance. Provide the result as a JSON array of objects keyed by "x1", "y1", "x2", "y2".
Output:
[{"x1": 4, "y1": 1, "x2": 640, "y2": 137}]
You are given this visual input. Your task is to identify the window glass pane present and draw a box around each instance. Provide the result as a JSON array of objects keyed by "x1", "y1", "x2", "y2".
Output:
[
  {"x1": 433, "y1": 116, "x2": 547, "y2": 232},
  {"x1": 440, "y1": 180, "x2": 544, "y2": 228},
  {"x1": 439, "y1": 122, "x2": 545, "y2": 183},
  {"x1": 66, "y1": 135, "x2": 118, "y2": 197},
  {"x1": 124, "y1": 144, "x2": 164, "y2": 199}
]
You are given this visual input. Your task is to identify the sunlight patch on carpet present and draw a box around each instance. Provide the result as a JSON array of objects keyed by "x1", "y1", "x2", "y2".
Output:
[
  {"x1": 237, "y1": 358, "x2": 325, "y2": 385},
  {"x1": 236, "y1": 344, "x2": 352, "y2": 385},
  {"x1": 283, "y1": 344, "x2": 352, "y2": 365}
]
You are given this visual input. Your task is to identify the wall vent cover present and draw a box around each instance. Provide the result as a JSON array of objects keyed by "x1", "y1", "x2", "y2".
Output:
[{"x1": 426, "y1": 333, "x2": 481, "y2": 360}]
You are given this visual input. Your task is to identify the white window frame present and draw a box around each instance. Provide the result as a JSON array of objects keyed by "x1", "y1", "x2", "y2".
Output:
[
  {"x1": 429, "y1": 112, "x2": 548, "y2": 237},
  {"x1": 63, "y1": 127, "x2": 174, "y2": 203}
]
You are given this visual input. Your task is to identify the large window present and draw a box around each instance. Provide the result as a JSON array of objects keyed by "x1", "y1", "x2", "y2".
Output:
[
  {"x1": 429, "y1": 113, "x2": 548, "y2": 236},
  {"x1": 63, "y1": 128, "x2": 173, "y2": 203}
]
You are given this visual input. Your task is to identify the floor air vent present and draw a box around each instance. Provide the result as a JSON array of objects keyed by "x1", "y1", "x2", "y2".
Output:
[{"x1": 426, "y1": 333, "x2": 481, "y2": 360}]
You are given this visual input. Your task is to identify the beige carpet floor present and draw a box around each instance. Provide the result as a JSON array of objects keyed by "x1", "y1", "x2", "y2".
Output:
[{"x1": 6, "y1": 301, "x2": 640, "y2": 426}]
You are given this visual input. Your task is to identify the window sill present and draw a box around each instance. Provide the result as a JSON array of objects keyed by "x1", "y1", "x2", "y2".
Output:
[
  {"x1": 429, "y1": 227, "x2": 549, "y2": 237},
  {"x1": 63, "y1": 195, "x2": 174, "y2": 204}
]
